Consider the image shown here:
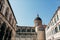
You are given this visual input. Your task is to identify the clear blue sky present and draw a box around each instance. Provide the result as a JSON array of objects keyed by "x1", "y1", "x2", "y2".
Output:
[{"x1": 9, "y1": 0, "x2": 60, "y2": 26}]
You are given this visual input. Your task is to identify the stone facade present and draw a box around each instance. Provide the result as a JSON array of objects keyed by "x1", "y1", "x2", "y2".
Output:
[
  {"x1": 45, "y1": 6, "x2": 60, "y2": 40},
  {"x1": 16, "y1": 15, "x2": 46, "y2": 40},
  {"x1": 16, "y1": 26, "x2": 37, "y2": 40},
  {"x1": 0, "y1": 0, "x2": 17, "y2": 40},
  {"x1": 34, "y1": 15, "x2": 46, "y2": 40}
]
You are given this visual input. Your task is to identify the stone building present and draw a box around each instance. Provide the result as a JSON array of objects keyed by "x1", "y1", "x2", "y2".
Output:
[
  {"x1": 0, "y1": 0, "x2": 17, "y2": 40},
  {"x1": 16, "y1": 26, "x2": 37, "y2": 40},
  {"x1": 45, "y1": 6, "x2": 60, "y2": 40},
  {"x1": 16, "y1": 15, "x2": 46, "y2": 40}
]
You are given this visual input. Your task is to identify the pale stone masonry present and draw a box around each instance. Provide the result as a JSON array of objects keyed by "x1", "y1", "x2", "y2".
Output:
[
  {"x1": 16, "y1": 15, "x2": 46, "y2": 40},
  {"x1": 0, "y1": 0, "x2": 47, "y2": 40},
  {"x1": 45, "y1": 6, "x2": 60, "y2": 40},
  {"x1": 0, "y1": 0, "x2": 17, "y2": 40},
  {"x1": 16, "y1": 26, "x2": 37, "y2": 40}
]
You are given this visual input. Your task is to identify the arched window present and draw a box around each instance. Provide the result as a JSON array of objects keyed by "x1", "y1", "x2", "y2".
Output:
[
  {"x1": 22, "y1": 29, "x2": 26, "y2": 32},
  {"x1": 32, "y1": 29, "x2": 35, "y2": 32},
  {"x1": 59, "y1": 25, "x2": 60, "y2": 30},
  {"x1": 12, "y1": 18, "x2": 14, "y2": 26},
  {"x1": 0, "y1": 1, "x2": 2, "y2": 11},
  {"x1": 4, "y1": 27, "x2": 10, "y2": 40},
  {"x1": 54, "y1": 18, "x2": 56, "y2": 23},
  {"x1": 9, "y1": 14, "x2": 12, "y2": 23},
  {"x1": 0, "y1": 22, "x2": 6, "y2": 40},
  {"x1": 0, "y1": 21, "x2": 1, "y2": 26},
  {"x1": 27, "y1": 29, "x2": 31, "y2": 32},
  {"x1": 1, "y1": 5, "x2": 4, "y2": 13},
  {"x1": 0, "y1": 0, "x2": 4, "y2": 11},
  {"x1": 5, "y1": 7, "x2": 9, "y2": 19},
  {"x1": 55, "y1": 27, "x2": 58, "y2": 33},
  {"x1": 57, "y1": 15, "x2": 59, "y2": 21},
  {"x1": 16, "y1": 29, "x2": 20, "y2": 32},
  {"x1": 8, "y1": 30, "x2": 12, "y2": 40},
  {"x1": 35, "y1": 22, "x2": 39, "y2": 26},
  {"x1": 4, "y1": 28, "x2": 12, "y2": 40}
]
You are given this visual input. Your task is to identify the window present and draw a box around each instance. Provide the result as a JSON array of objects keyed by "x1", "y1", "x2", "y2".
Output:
[
  {"x1": 0, "y1": 0, "x2": 4, "y2": 11},
  {"x1": 35, "y1": 22, "x2": 39, "y2": 26},
  {"x1": 16, "y1": 29, "x2": 20, "y2": 32},
  {"x1": 1, "y1": 0, "x2": 5, "y2": 4},
  {"x1": 22, "y1": 29, "x2": 26, "y2": 32},
  {"x1": 53, "y1": 19, "x2": 54, "y2": 25},
  {"x1": 27, "y1": 29, "x2": 31, "y2": 32},
  {"x1": 9, "y1": 14, "x2": 12, "y2": 23},
  {"x1": 39, "y1": 27, "x2": 44, "y2": 31},
  {"x1": 59, "y1": 25, "x2": 60, "y2": 30},
  {"x1": 51, "y1": 21, "x2": 52, "y2": 26},
  {"x1": 0, "y1": 22, "x2": 6, "y2": 40},
  {"x1": 55, "y1": 27, "x2": 58, "y2": 33},
  {"x1": 32, "y1": 29, "x2": 35, "y2": 32},
  {"x1": 57, "y1": 15, "x2": 59, "y2": 21},
  {"x1": 47, "y1": 26, "x2": 49, "y2": 30},
  {"x1": 0, "y1": 2, "x2": 2, "y2": 11},
  {"x1": 5, "y1": 8, "x2": 9, "y2": 19},
  {"x1": 4, "y1": 27, "x2": 10, "y2": 40},
  {"x1": 52, "y1": 20, "x2": 54, "y2": 25},
  {"x1": 52, "y1": 29, "x2": 54, "y2": 34},
  {"x1": 5, "y1": 10, "x2": 8, "y2": 18},
  {"x1": 12, "y1": 19, "x2": 14, "y2": 26},
  {"x1": 54, "y1": 18, "x2": 56, "y2": 23},
  {"x1": 8, "y1": 30, "x2": 12, "y2": 40},
  {"x1": 1, "y1": 5, "x2": 4, "y2": 13}
]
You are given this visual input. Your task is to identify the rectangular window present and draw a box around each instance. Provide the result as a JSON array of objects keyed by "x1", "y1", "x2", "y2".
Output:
[
  {"x1": 59, "y1": 25, "x2": 60, "y2": 30},
  {"x1": 0, "y1": 0, "x2": 4, "y2": 11},
  {"x1": 53, "y1": 19, "x2": 54, "y2": 25},
  {"x1": 57, "y1": 15, "x2": 59, "y2": 21},
  {"x1": 32, "y1": 29, "x2": 35, "y2": 32},
  {"x1": 55, "y1": 27, "x2": 58, "y2": 33},
  {"x1": 52, "y1": 21, "x2": 54, "y2": 26},
  {"x1": 54, "y1": 18, "x2": 56, "y2": 23},
  {"x1": 47, "y1": 26, "x2": 49, "y2": 30},
  {"x1": 16, "y1": 29, "x2": 20, "y2": 32},
  {"x1": 22, "y1": 29, "x2": 26, "y2": 32},
  {"x1": 0, "y1": 3, "x2": 2, "y2": 11},
  {"x1": 27, "y1": 29, "x2": 31, "y2": 32}
]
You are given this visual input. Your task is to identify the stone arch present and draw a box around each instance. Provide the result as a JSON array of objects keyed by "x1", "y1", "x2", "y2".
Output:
[
  {"x1": 0, "y1": 22, "x2": 6, "y2": 40},
  {"x1": 4, "y1": 26, "x2": 12, "y2": 40},
  {"x1": 8, "y1": 29, "x2": 12, "y2": 40},
  {"x1": 4, "y1": 27, "x2": 11, "y2": 40}
]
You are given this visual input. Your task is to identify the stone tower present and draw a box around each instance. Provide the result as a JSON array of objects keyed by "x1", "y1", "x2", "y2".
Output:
[{"x1": 34, "y1": 14, "x2": 45, "y2": 40}]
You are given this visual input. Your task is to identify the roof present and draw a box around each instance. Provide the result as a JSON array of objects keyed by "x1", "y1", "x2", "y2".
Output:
[
  {"x1": 7, "y1": 0, "x2": 17, "y2": 24},
  {"x1": 17, "y1": 25, "x2": 34, "y2": 28},
  {"x1": 48, "y1": 6, "x2": 60, "y2": 25},
  {"x1": 34, "y1": 14, "x2": 42, "y2": 21}
]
